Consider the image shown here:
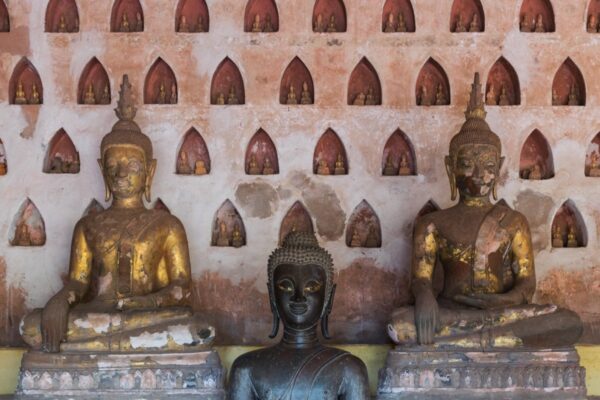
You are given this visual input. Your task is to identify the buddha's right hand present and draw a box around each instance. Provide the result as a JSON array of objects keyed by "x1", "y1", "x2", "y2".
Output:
[
  {"x1": 41, "y1": 293, "x2": 69, "y2": 353},
  {"x1": 415, "y1": 291, "x2": 438, "y2": 345}
]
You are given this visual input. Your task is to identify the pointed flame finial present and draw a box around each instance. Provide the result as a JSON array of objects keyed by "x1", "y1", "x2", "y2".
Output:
[
  {"x1": 464, "y1": 72, "x2": 486, "y2": 120},
  {"x1": 115, "y1": 74, "x2": 137, "y2": 122}
]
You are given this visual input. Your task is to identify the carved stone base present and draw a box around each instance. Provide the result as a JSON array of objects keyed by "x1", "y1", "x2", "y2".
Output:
[
  {"x1": 15, "y1": 350, "x2": 225, "y2": 399},
  {"x1": 377, "y1": 348, "x2": 586, "y2": 399}
]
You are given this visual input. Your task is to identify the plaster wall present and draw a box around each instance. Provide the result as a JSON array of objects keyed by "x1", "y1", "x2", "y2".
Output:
[{"x1": 1, "y1": 0, "x2": 600, "y2": 346}]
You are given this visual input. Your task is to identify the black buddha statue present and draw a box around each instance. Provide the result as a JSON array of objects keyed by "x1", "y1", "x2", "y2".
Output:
[{"x1": 229, "y1": 232, "x2": 369, "y2": 399}]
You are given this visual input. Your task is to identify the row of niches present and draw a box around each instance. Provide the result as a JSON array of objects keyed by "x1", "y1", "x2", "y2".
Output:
[
  {"x1": 6, "y1": 197, "x2": 589, "y2": 249},
  {"x1": 5, "y1": 56, "x2": 590, "y2": 107},
  {"x1": 5, "y1": 128, "x2": 600, "y2": 178},
  {"x1": 4, "y1": 0, "x2": 600, "y2": 34}
]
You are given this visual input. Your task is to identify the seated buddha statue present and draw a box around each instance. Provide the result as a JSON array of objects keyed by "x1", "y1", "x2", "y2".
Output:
[
  {"x1": 21, "y1": 75, "x2": 214, "y2": 353},
  {"x1": 387, "y1": 73, "x2": 583, "y2": 350},
  {"x1": 229, "y1": 232, "x2": 369, "y2": 399}
]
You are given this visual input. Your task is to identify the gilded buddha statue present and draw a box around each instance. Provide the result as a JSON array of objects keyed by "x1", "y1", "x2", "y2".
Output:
[
  {"x1": 387, "y1": 73, "x2": 582, "y2": 350},
  {"x1": 229, "y1": 232, "x2": 369, "y2": 399}
]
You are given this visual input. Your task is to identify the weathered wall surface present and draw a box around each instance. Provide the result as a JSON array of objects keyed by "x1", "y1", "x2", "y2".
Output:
[{"x1": 1, "y1": 0, "x2": 600, "y2": 345}]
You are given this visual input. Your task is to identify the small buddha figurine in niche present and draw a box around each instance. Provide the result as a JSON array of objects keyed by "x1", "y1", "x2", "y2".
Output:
[
  {"x1": 120, "y1": 13, "x2": 130, "y2": 32},
  {"x1": 353, "y1": 92, "x2": 366, "y2": 106},
  {"x1": 327, "y1": 14, "x2": 337, "y2": 33},
  {"x1": 317, "y1": 159, "x2": 330, "y2": 175},
  {"x1": 248, "y1": 154, "x2": 261, "y2": 175},
  {"x1": 197, "y1": 15, "x2": 205, "y2": 32},
  {"x1": 383, "y1": 153, "x2": 397, "y2": 176},
  {"x1": 567, "y1": 225, "x2": 579, "y2": 248},
  {"x1": 227, "y1": 85, "x2": 239, "y2": 105},
  {"x1": 287, "y1": 84, "x2": 298, "y2": 105},
  {"x1": 136, "y1": 12, "x2": 143, "y2": 31},
  {"x1": 262, "y1": 156, "x2": 274, "y2": 175},
  {"x1": 84, "y1": 83, "x2": 96, "y2": 105},
  {"x1": 264, "y1": 14, "x2": 274, "y2": 32},
  {"x1": 387, "y1": 73, "x2": 583, "y2": 350},
  {"x1": 12, "y1": 222, "x2": 32, "y2": 246},
  {"x1": 589, "y1": 151, "x2": 600, "y2": 177},
  {"x1": 528, "y1": 163, "x2": 543, "y2": 180},
  {"x1": 14, "y1": 81, "x2": 27, "y2": 105},
  {"x1": 435, "y1": 83, "x2": 447, "y2": 105},
  {"x1": 520, "y1": 13, "x2": 532, "y2": 32},
  {"x1": 170, "y1": 83, "x2": 177, "y2": 104},
  {"x1": 178, "y1": 15, "x2": 189, "y2": 32},
  {"x1": 588, "y1": 14, "x2": 598, "y2": 33},
  {"x1": 20, "y1": 75, "x2": 215, "y2": 353},
  {"x1": 101, "y1": 85, "x2": 110, "y2": 104},
  {"x1": 384, "y1": 12, "x2": 396, "y2": 32},
  {"x1": 194, "y1": 160, "x2": 207, "y2": 175},
  {"x1": 364, "y1": 225, "x2": 379, "y2": 248},
  {"x1": 397, "y1": 12, "x2": 407, "y2": 32},
  {"x1": 216, "y1": 218, "x2": 230, "y2": 247},
  {"x1": 454, "y1": 14, "x2": 466, "y2": 32},
  {"x1": 534, "y1": 14, "x2": 545, "y2": 32},
  {"x1": 216, "y1": 92, "x2": 225, "y2": 105},
  {"x1": 398, "y1": 153, "x2": 411, "y2": 175},
  {"x1": 469, "y1": 13, "x2": 480, "y2": 32},
  {"x1": 552, "y1": 225, "x2": 564, "y2": 248},
  {"x1": 49, "y1": 156, "x2": 63, "y2": 173},
  {"x1": 498, "y1": 84, "x2": 510, "y2": 106},
  {"x1": 74, "y1": 17, "x2": 79, "y2": 31},
  {"x1": 365, "y1": 86, "x2": 377, "y2": 105},
  {"x1": 251, "y1": 14, "x2": 262, "y2": 32},
  {"x1": 177, "y1": 151, "x2": 192, "y2": 175},
  {"x1": 30, "y1": 83, "x2": 40, "y2": 104},
  {"x1": 58, "y1": 14, "x2": 67, "y2": 33},
  {"x1": 229, "y1": 232, "x2": 370, "y2": 400},
  {"x1": 350, "y1": 229, "x2": 362, "y2": 247},
  {"x1": 418, "y1": 85, "x2": 430, "y2": 106},
  {"x1": 486, "y1": 84, "x2": 497, "y2": 106},
  {"x1": 568, "y1": 84, "x2": 579, "y2": 106},
  {"x1": 157, "y1": 82, "x2": 167, "y2": 104},
  {"x1": 300, "y1": 81, "x2": 312, "y2": 104},
  {"x1": 231, "y1": 223, "x2": 244, "y2": 248},
  {"x1": 314, "y1": 13, "x2": 324, "y2": 32},
  {"x1": 334, "y1": 153, "x2": 346, "y2": 175},
  {"x1": 552, "y1": 88, "x2": 560, "y2": 106}
]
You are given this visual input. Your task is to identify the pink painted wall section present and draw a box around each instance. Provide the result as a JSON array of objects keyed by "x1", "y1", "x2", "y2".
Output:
[{"x1": 1, "y1": 0, "x2": 600, "y2": 346}]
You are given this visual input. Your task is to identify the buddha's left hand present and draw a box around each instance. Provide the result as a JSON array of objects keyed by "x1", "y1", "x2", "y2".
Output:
[
  {"x1": 454, "y1": 291, "x2": 523, "y2": 309},
  {"x1": 117, "y1": 295, "x2": 157, "y2": 310}
]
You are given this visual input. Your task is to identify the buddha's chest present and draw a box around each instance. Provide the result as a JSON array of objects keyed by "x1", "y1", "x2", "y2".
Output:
[{"x1": 253, "y1": 367, "x2": 343, "y2": 400}]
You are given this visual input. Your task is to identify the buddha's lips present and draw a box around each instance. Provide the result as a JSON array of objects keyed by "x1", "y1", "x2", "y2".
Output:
[{"x1": 289, "y1": 302, "x2": 308, "y2": 315}]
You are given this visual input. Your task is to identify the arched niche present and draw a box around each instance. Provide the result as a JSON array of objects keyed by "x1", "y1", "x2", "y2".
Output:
[
  {"x1": 345, "y1": 200, "x2": 382, "y2": 248},
  {"x1": 43, "y1": 128, "x2": 80, "y2": 174},
  {"x1": 551, "y1": 200, "x2": 587, "y2": 248},
  {"x1": 211, "y1": 200, "x2": 246, "y2": 248},
  {"x1": 175, "y1": 0, "x2": 209, "y2": 32},
  {"x1": 382, "y1": 129, "x2": 416, "y2": 176},
  {"x1": 382, "y1": 0, "x2": 415, "y2": 32},
  {"x1": 415, "y1": 58, "x2": 450, "y2": 106},
  {"x1": 144, "y1": 58, "x2": 177, "y2": 104},
  {"x1": 279, "y1": 201, "x2": 314, "y2": 244},
  {"x1": 0, "y1": 0, "x2": 9, "y2": 32},
  {"x1": 552, "y1": 58, "x2": 585, "y2": 106},
  {"x1": 9, "y1": 199, "x2": 46, "y2": 246},
  {"x1": 585, "y1": 132, "x2": 600, "y2": 177},
  {"x1": 486, "y1": 57, "x2": 520, "y2": 106},
  {"x1": 450, "y1": 0, "x2": 484, "y2": 32},
  {"x1": 313, "y1": 128, "x2": 348, "y2": 175},
  {"x1": 313, "y1": 0, "x2": 347, "y2": 32},
  {"x1": 280, "y1": 57, "x2": 314, "y2": 105},
  {"x1": 417, "y1": 200, "x2": 440, "y2": 218},
  {"x1": 244, "y1": 0, "x2": 279, "y2": 32},
  {"x1": 110, "y1": 0, "x2": 144, "y2": 32},
  {"x1": 78, "y1": 57, "x2": 111, "y2": 105},
  {"x1": 210, "y1": 57, "x2": 245, "y2": 105},
  {"x1": 519, "y1": 129, "x2": 554, "y2": 180},
  {"x1": 176, "y1": 127, "x2": 211, "y2": 175},
  {"x1": 9, "y1": 58, "x2": 43, "y2": 105},
  {"x1": 82, "y1": 199, "x2": 104, "y2": 217},
  {"x1": 588, "y1": 0, "x2": 600, "y2": 32},
  {"x1": 348, "y1": 57, "x2": 382, "y2": 106},
  {"x1": 0, "y1": 139, "x2": 7, "y2": 175},
  {"x1": 153, "y1": 198, "x2": 171, "y2": 213},
  {"x1": 245, "y1": 129, "x2": 279, "y2": 175},
  {"x1": 45, "y1": 0, "x2": 79, "y2": 32},
  {"x1": 519, "y1": 0, "x2": 555, "y2": 32}
]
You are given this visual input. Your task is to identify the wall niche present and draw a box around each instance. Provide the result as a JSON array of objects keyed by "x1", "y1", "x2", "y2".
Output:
[
  {"x1": 45, "y1": 0, "x2": 79, "y2": 33},
  {"x1": 382, "y1": 129, "x2": 416, "y2": 176},
  {"x1": 415, "y1": 58, "x2": 450, "y2": 106},
  {"x1": 0, "y1": 0, "x2": 9, "y2": 32},
  {"x1": 586, "y1": 132, "x2": 600, "y2": 177},
  {"x1": 279, "y1": 201, "x2": 314, "y2": 244},
  {"x1": 82, "y1": 199, "x2": 104, "y2": 217},
  {"x1": 348, "y1": 57, "x2": 382, "y2": 106},
  {"x1": 280, "y1": 57, "x2": 314, "y2": 105},
  {"x1": 519, "y1": 0, "x2": 555, "y2": 32},
  {"x1": 313, "y1": 0, "x2": 347, "y2": 32},
  {"x1": 245, "y1": 129, "x2": 279, "y2": 175},
  {"x1": 588, "y1": 0, "x2": 600, "y2": 32},
  {"x1": 43, "y1": 128, "x2": 80, "y2": 174},
  {"x1": 313, "y1": 128, "x2": 348, "y2": 175},
  {"x1": 486, "y1": 57, "x2": 520, "y2": 106},
  {"x1": 0, "y1": 139, "x2": 7, "y2": 175},
  {"x1": 417, "y1": 200, "x2": 440, "y2": 218},
  {"x1": 551, "y1": 200, "x2": 587, "y2": 248},
  {"x1": 244, "y1": 0, "x2": 279, "y2": 32},
  {"x1": 10, "y1": 199, "x2": 46, "y2": 247},
  {"x1": 111, "y1": 0, "x2": 144, "y2": 32},
  {"x1": 78, "y1": 57, "x2": 111, "y2": 105},
  {"x1": 176, "y1": 128, "x2": 211, "y2": 175},
  {"x1": 450, "y1": 0, "x2": 484, "y2": 32},
  {"x1": 552, "y1": 58, "x2": 585, "y2": 106},
  {"x1": 382, "y1": 0, "x2": 415, "y2": 32},
  {"x1": 153, "y1": 198, "x2": 171, "y2": 213},
  {"x1": 144, "y1": 58, "x2": 177, "y2": 104},
  {"x1": 175, "y1": 0, "x2": 209, "y2": 32},
  {"x1": 211, "y1": 200, "x2": 246, "y2": 248},
  {"x1": 346, "y1": 200, "x2": 382, "y2": 248},
  {"x1": 9, "y1": 58, "x2": 43, "y2": 105},
  {"x1": 211, "y1": 57, "x2": 245, "y2": 105},
  {"x1": 519, "y1": 129, "x2": 554, "y2": 180}
]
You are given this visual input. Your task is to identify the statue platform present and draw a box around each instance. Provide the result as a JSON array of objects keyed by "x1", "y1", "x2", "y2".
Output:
[
  {"x1": 14, "y1": 350, "x2": 225, "y2": 399},
  {"x1": 377, "y1": 347, "x2": 586, "y2": 399}
]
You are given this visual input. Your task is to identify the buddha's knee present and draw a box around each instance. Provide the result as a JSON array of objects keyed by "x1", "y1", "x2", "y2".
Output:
[
  {"x1": 555, "y1": 308, "x2": 583, "y2": 341},
  {"x1": 20, "y1": 309, "x2": 43, "y2": 349},
  {"x1": 387, "y1": 306, "x2": 416, "y2": 344}
]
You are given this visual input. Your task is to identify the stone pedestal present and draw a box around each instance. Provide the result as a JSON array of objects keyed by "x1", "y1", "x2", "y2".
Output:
[
  {"x1": 15, "y1": 350, "x2": 225, "y2": 399},
  {"x1": 377, "y1": 348, "x2": 586, "y2": 399}
]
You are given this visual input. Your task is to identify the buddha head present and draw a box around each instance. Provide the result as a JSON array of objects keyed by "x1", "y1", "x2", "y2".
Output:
[
  {"x1": 98, "y1": 75, "x2": 156, "y2": 203},
  {"x1": 267, "y1": 231, "x2": 335, "y2": 339},
  {"x1": 445, "y1": 73, "x2": 504, "y2": 202}
]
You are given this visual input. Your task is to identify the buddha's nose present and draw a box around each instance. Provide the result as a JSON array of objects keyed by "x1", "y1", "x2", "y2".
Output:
[
  {"x1": 117, "y1": 165, "x2": 128, "y2": 178},
  {"x1": 292, "y1": 288, "x2": 306, "y2": 303}
]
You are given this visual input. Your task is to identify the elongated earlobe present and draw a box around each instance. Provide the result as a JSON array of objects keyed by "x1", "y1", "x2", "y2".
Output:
[
  {"x1": 268, "y1": 301, "x2": 280, "y2": 339},
  {"x1": 98, "y1": 159, "x2": 111, "y2": 202},
  {"x1": 144, "y1": 159, "x2": 157, "y2": 203},
  {"x1": 444, "y1": 156, "x2": 457, "y2": 201},
  {"x1": 321, "y1": 284, "x2": 337, "y2": 339}
]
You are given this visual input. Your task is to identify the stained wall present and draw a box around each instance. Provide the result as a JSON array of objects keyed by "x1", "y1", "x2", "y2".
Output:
[{"x1": 1, "y1": 0, "x2": 600, "y2": 345}]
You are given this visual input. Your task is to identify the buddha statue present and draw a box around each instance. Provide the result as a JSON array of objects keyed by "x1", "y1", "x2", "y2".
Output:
[
  {"x1": 12, "y1": 222, "x2": 32, "y2": 246},
  {"x1": 101, "y1": 84, "x2": 110, "y2": 104},
  {"x1": 136, "y1": 12, "x2": 143, "y2": 31},
  {"x1": 588, "y1": 14, "x2": 598, "y2": 33},
  {"x1": 216, "y1": 219, "x2": 230, "y2": 247},
  {"x1": 365, "y1": 86, "x2": 377, "y2": 105},
  {"x1": 84, "y1": 83, "x2": 96, "y2": 105},
  {"x1": 520, "y1": 13, "x2": 532, "y2": 32},
  {"x1": 49, "y1": 155, "x2": 63, "y2": 173},
  {"x1": 364, "y1": 225, "x2": 379, "y2": 248},
  {"x1": 195, "y1": 159, "x2": 207, "y2": 175},
  {"x1": 170, "y1": 83, "x2": 177, "y2": 104},
  {"x1": 398, "y1": 153, "x2": 411, "y2": 175},
  {"x1": 383, "y1": 153, "x2": 397, "y2": 176},
  {"x1": 353, "y1": 92, "x2": 366, "y2": 106},
  {"x1": 528, "y1": 163, "x2": 543, "y2": 180},
  {"x1": 385, "y1": 12, "x2": 396, "y2": 33},
  {"x1": 216, "y1": 92, "x2": 225, "y2": 105},
  {"x1": 177, "y1": 150, "x2": 193, "y2": 175},
  {"x1": 248, "y1": 154, "x2": 261, "y2": 175},
  {"x1": 589, "y1": 151, "x2": 600, "y2": 177},
  {"x1": 498, "y1": 84, "x2": 510, "y2": 106},
  {"x1": 229, "y1": 232, "x2": 369, "y2": 399},
  {"x1": 418, "y1": 85, "x2": 430, "y2": 106},
  {"x1": 327, "y1": 14, "x2": 337, "y2": 33},
  {"x1": 454, "y1": 14, "x2": 466, "y2": 32},
  {"x1": 387, "y1": 73, "x2": 583, "y2": 350},
  {"x1": 317, "y1": 159, "x2": 330, "y2": 175},
  {"x1": 264, "y1": 14, "x2": 274, "y2": 32},
  {"x1": 567, "y1": 225, "x2": 578, "y2": 248},
  {"x1": 58, "y1": 14, "x2": 67, "y2": 33},
  {"x1": 314, "y1": 13, "x2": 324, "y2": 32},
  {"x1": 534, "y1": 14, "x2": 545, "y2": 33},
  {"x1": 334, "y1": 153, "x2": 346, "y2": 175},
  {"x1": 397, "y1": 12, "x2": 407, "y2": 32},
  {"x1": 14, "y1": 81, "x2": 27, "y2": 104},
  {"x1": 435, "y1": 83, "x2": 447, "y2": 105},
  {"x1": 179, "y1": 15, "x2": 189, "y2": 32},
  {"x1": 157, "y1": 82, "x2": 166, "y2": 104},
  {"x1": 197, "y1": 15, "x2": 205, "y2": 32},
  {"x1": 469, "y1": 13, "x2": 480, "y2": 32},
  {"x1": 568, "y1": 84, "x2": 579, "y2": 106},
  {"x1": 262, "y1": 156, "x2": 274, "y2": 175},
  {"x1": 231, "y1": 224, "x2": 244, "y2": 248},
  {"x1": 486, "y1": 84, "x2": 497, "y2": 106},
  {"x1": 227, "y1": 85, "x2": 239, "y2": 105},
  {"x1": 552, "y1": 225, "x2": 564, "y2": 248},
  {"x1": 30, "y1": 83, "x2": 40, "y2": 104},
  {"x1": 251, "y1": 14, "x2": 262, "y2": 32},
  {"x1": 287, "y1": 84, "x2": 298, "y2": 105},
  {"x1": 300, "y1": 81, "x2": 312, "y2": 104},
  {"x1": 552, "y1": 88, "x2": 560, "y2": 105},
  {"x1": 350, "y1": 229, "x2": 362, "y2": 247},
  {"x1": 120, "y1": 13, "x2": 129, "y2": 32},
  {"x1": 74, "y1": 17, "x2": 79, "y2": 31},
  {"x1": 20, "y1": 75, "x2": 215, "y2": 354}
]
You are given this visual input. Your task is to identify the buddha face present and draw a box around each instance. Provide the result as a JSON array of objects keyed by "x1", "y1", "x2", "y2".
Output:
[
  {"x1": 273, "y1": 263, "x2": 326, "y2": 331},
  {"x1": 447, "y1": 144, "x2": 504, "y2": 199},
  {"x1": 101, "y1": 146, "x2": 152, "y2": 200}
]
